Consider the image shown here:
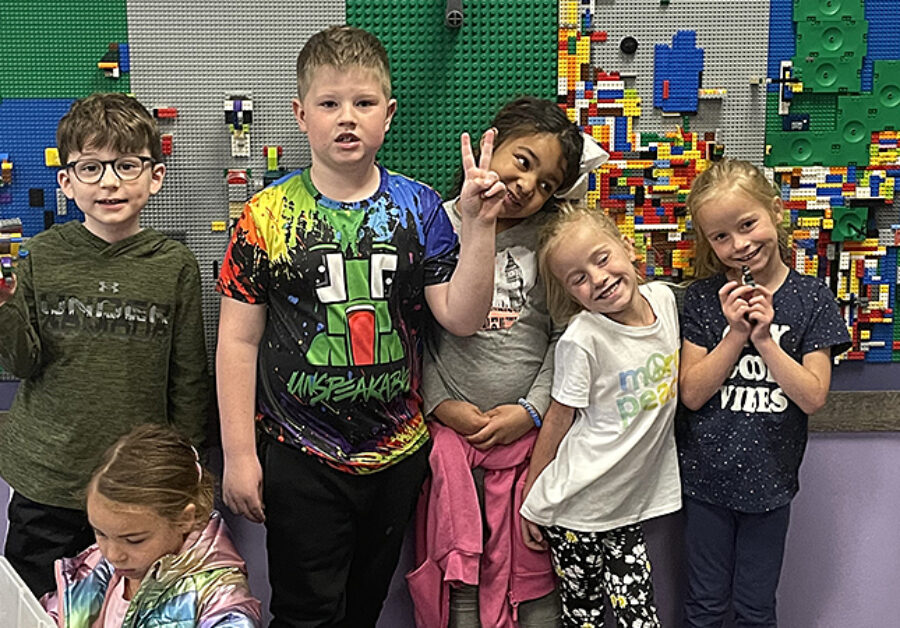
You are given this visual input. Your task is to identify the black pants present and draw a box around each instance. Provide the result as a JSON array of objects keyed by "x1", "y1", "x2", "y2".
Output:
[
  {"x1": 4, "y1": 491, "x2": 94, "y2": 597},
  {"x1": 260, "y1": 435, "x2": 431, "y2": 628}
]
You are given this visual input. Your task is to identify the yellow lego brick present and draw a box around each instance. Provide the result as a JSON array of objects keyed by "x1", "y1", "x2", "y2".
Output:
[
  {"x1": 211, "y1": 221, "x2": 227, "y2": 232},
  {"x1": 861, "y1": 330, "x2": 871, "y2": 340},
  {"x1": 44, "y1": 148, "x2": 61, "y2": 167}
]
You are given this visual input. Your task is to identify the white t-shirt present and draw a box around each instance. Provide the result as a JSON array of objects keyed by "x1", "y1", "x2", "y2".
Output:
[{"x1": 521, "y1": 282, "x2": 682, "y2": 532}]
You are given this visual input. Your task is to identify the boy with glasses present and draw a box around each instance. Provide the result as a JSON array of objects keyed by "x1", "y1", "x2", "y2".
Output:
[{"x1": 0, "y1": 92, "x2": 209, "y2": 597}]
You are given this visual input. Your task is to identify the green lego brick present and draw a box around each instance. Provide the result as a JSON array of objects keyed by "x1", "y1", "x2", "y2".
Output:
[
  {"x1": 793, "y1": 54, "x2": 862, "y2": 93},
  {"x1": 347, "y1": 0, "x2": 556, "y2": 197},
  {"x1": 795, "y1": 18, "x2": 868, "y2": 60},
  {"x1": 873, "y1": 60, "x2": 900, "y2": 125},
  {"x1": 0, "y1": 0, "x2": 130, "y2": 98},
  {"x1": 766, "y1": 130, "x2": 868, "y2": 166},
  {"x1": 793, "y1": 0, "x2": 865, "y2": 21},
  {"x1": 837, "y1": 94, "x2": 897, "y2": 139},
  {"x1": 831, "y1": 206, "x2": 868, "y2": 242}
]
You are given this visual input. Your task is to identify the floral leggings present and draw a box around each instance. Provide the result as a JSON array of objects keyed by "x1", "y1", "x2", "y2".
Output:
[{"x1": 543, "y1": 523, "x2": 660, "y2": 628}]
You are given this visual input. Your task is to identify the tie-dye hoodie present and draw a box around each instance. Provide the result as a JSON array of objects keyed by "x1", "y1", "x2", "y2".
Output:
[{"x1": 42, "y1": 511, "x2": 261, "y2": 627}]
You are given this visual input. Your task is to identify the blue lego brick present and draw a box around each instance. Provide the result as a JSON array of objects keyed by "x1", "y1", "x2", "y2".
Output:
[
  {"x1": 784, "y1": 113, "x2": 811, "y2": 131},
  {"x1": 767, "y1": 0, "x2": 796, "y2": 92},
  {"x1": 819, "y1": 187, "x2": 843, "y2": 197},
  {"x1": 654, "y1": 31, "x2": 704, "y2": 113},
  {"x1": 119, "y1": 42, "x2": 130, "y2": 73},
  {"x1": 861, "y1": 0, "x2": 900, "y2": 92},
  {"x1": 826, "y1": 174, "x2": 843, "y2": 183},
  {"x1": 847, "y1": 165, "x2": 857, "y2": 182},
  {"x1": 615, "y1": 116, "x2": 629, "y2": 149},
  {"x1": 595, "y1": 89, "x2": 625, "y2": 99},
  {"x1": 0, "y1": 99, "x2": 83, "y2": 236},
  {"x1": 867, "y1": 324, "x2": 895, "y2": 362}
]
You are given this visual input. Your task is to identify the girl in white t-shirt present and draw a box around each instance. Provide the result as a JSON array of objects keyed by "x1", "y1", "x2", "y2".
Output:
[{"x1": 520, "y1": 204, "x2": 681, "y2": 628}]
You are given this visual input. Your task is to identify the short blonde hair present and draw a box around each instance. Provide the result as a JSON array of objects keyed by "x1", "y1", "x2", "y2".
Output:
[
  {"x1": 687, "y1": 158, "x2": 789, "y2": 279},
  {"x1": 296, "y1": 26, "x2": 392, "y2": 99},
  {"x1": 88, "y1": 424, "x2": 213, "y2": 527},
  {"x1": 56, "y1": 92, "x2": 162, "y2": 164},
  {"x1": 538, "y1": 202, "x2": 632, "y2": 325}
]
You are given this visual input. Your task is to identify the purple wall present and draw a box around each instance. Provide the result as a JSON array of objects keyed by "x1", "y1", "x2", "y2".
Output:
[{"x1": 6, "y1": 433, "x2": 892, "y2": 627}]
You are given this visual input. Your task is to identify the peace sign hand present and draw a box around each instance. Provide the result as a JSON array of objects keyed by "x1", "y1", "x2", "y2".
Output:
[{"x1": 458, "y1": 128, "x2": 505, "y2": 225}]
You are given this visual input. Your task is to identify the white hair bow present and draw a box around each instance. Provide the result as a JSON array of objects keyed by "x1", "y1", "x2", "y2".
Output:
[{"x1": 555, "y1": 133, "x2": 609, "y2": 201}]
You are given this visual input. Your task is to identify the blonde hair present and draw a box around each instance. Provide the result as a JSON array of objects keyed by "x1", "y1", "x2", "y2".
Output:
[
  {"x1": 56, "y1": 92, "x2": 162, "y2": 164},
  {"x1": 88, "y1": 424, "x2": 213, "y2": 526},
  {"x1": 687, "y1": 158, "x2": 789, "y2": 279},
  {"x1": 296, "y1": 26, "x2": 392, "y2": 99},
  {"x1": 539, "y1": 202, "x2": 634, "y2": 325}
]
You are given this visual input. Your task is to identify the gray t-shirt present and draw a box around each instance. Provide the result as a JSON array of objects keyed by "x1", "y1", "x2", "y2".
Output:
[{"x1": 421, "y1": 201, "x2": 558, "y2": 416}]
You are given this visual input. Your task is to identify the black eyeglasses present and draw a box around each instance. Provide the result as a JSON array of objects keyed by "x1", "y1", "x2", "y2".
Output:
[{"x1": 64, "y1": 156, "x2": 155, "y2": 184}]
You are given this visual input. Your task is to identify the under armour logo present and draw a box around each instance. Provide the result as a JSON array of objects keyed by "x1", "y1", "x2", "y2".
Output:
[{"x1": 99, "y1": 281, "x2": 120, "y2": 293}]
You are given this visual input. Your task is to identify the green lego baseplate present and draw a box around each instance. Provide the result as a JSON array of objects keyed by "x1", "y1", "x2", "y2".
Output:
[
  {"x1": 766, "y1": 60, "x2": 900, "y2": 166},
  {"x1": 795, "y1": 16, "x2": 868, "y2": 60},
  {"x1": 346, "y1": 0, "x2": 556, "y2": 197},
  {"x1": 0, "y1": 0, "x2": 130, "y2": 98},
  {"x1": 792, "y1": 0, "x2": 865, "y2": 21}
]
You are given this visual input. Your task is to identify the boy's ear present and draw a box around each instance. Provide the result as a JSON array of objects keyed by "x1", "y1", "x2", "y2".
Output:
[
  {"x1": 149, "y1": 162, "x2": 166, "y2": 196},
  {"x1": 292, "y1": 98, "x2": 307, "y2": 132},
  {"x1": 384, "y1": 98, "x2": 397, "y2": 132},
  {"x1": 57, "y1": 168, "x2": 76, "y2": 200}
]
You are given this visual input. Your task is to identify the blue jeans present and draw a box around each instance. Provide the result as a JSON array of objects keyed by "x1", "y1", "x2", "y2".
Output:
[{"x1": 682, "y1": 496, "x2": 791, "y2": 628}]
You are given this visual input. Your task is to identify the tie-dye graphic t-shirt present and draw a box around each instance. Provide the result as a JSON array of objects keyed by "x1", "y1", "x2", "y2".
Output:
[{"x1": 217, "y1": 166, "x2": 458, "y2": 473}]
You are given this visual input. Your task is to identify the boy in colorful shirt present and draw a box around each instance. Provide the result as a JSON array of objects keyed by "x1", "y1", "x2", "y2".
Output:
[{"x1": 216, "y1": 26, "x2": 503, "y2": 626}]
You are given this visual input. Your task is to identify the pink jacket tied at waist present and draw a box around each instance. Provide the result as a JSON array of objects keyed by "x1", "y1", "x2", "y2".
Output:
[{"x1": 407, "y1": 422, "x2": 556, "y2": 628}]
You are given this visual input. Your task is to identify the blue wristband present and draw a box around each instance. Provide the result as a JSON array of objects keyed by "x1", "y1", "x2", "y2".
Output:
[{"x1": 518, "y1": 398, "x2": 542, "y2": 428}]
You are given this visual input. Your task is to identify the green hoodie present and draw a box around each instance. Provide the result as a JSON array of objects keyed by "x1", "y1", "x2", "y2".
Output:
[{"x1": 0, "y1": 222, "x2": 209, "y2": 508}]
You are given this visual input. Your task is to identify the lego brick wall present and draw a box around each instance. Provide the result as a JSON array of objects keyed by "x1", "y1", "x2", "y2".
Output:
[
  {"x1": 1, "y1": 0, "x2": 899, "y2": 377},
  {"x1": 347, "y1": 0, "x2": 558, "y2": 198},
  {"x1": 124, "y1": 0, "x2": 344, "y2": 352},
  {"x1": 0, "y1": 1, "x2": 344, "y2": 372},
  {"x1": 557, "y1": 0, "x2": 899, "y2": 365}
]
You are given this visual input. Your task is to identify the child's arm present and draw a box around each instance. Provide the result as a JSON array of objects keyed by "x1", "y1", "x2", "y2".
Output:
[
  {"x1": 680, "y1": 280, "x2": 754, "y2": 410},
  {"x1": 168, "y1": 258, "x2": 210, "y2": 446},
  {"x1": 196, "y1": 568, "x2": 262, "y2": 627},
  {"x1": 748, "y1": 285, "x2": 832, "y2": 414},
  {"x1": 425, "y1": 131, "x2": 504, "y2": 336},
  {"x1": 520, "y1": 399, "x2": 575, "y2": 550},
  {"x1": 432, "y1": 399, "x2": 490, "y2": 435},
  {"x1": 216, "y1": 298, "x2": 267, "y2": 523},
  {"x1": 0, "y1": 256, "x2": 42, "y2": 378}
]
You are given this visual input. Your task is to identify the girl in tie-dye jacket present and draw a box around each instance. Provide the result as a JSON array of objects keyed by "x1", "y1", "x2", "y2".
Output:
[{"x1": 42, "y1": 425, "x2": 260, "y2": 627}]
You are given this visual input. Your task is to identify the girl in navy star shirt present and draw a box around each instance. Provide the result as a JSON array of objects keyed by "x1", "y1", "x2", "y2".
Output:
[{"x1": 678, "y1": 159, "x2": 850, "y2": 627}]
